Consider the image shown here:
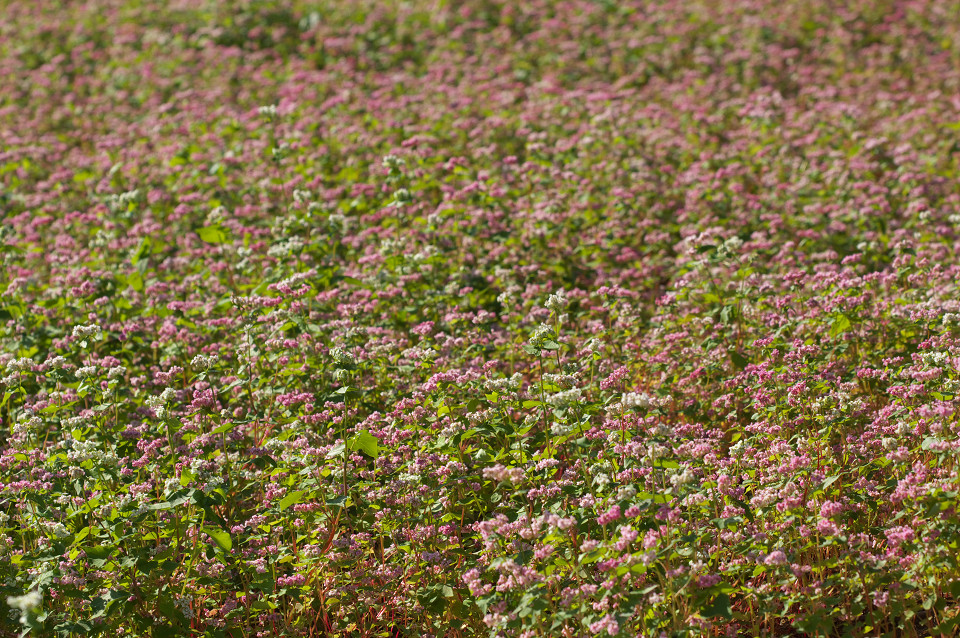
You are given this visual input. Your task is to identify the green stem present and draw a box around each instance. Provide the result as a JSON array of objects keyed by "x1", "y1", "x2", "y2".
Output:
[
  {"x1": 538, "y1": 353, "x2": 550, "y2": 456},
  {"x1": 342, "y1": 396, "x2": 348, "y2": 497},
  {"x1": 181, "y1": 507, "x2": 205, "y2": 596}
]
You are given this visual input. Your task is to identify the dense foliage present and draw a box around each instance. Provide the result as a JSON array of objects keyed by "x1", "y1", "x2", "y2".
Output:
[{"x1": 3, "y1": 0, "x2": 960, "y2": 636}]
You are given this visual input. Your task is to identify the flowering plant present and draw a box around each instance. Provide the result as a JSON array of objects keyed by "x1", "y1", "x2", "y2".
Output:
[{"x1": 2, "y1": 0, "x2": 960, "y2": 636}]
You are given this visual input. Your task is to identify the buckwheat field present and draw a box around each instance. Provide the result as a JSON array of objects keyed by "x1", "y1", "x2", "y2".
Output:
[{"x1": 2, "y1": 1, "x2": 960, "y2": 636}]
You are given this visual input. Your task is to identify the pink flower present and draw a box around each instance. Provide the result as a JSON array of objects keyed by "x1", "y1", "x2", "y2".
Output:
[
  {"x1": 885, "y1": 526, "x2": 915, "y2": 548},
  {"x1": 763, "y1": 550, "x2": 788, "y2": 566},
  {"x1": 597, "y1": 505, "x2": 621, "y2": 526}
]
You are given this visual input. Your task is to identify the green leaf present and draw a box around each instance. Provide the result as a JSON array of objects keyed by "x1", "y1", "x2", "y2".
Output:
[
  {"x1": 950, "y1": 580, "x2": 960, "y2": 598},
  {"x1": 278, "y1": 490, "x2": 307, "y2": 511},
  {"x1": 127, "y1": 271, "x2": 144, "y2": 292},
  {"x1": 204, "y1": 526, "x2": 232, "y2": 552},
  {"x1": 197, "y1": 225, "x2": 230, "y2": 244},
  {"x1": 701, "y1": 593, "x2": 732, "y2": 619},
  {"x1": 731, "y1": 497, "x2": 754, "y2": 522},
  {"x1": 212, "y1": 420, "x2": 235, "y2": 434},
  {"x1": 72, "y1": 168, "x2": 97, "y2": 183},
  {"x1": 179, "y1": 469, "x2": 196, "y2": 487},
  {"x1": 340, "y1": 276, "x2": 371, "y2": 289},
  {"x1": 933, "y1": 618, "x2": 960, "y2": 635},
  {"x1": 130, "y1": 238, "x2": 151, "y2": 266},
  {"x1": 73, "y1": 526, "x2": 91, "y2": 544},
  {"x1": 85, "y1": 545, "x2": 113, "y2": 560},
  {"x1": 4, "y1": 304, "x2": 23, "y2": 320},
  {"x1": 349, "y1": 431, "x2": 379, "y2": 458},
  {"x1": 720, "y1": 305, "x2": 733, "y2": 324},
  {"x1": 157, "y1": 598, "x2": 183, "y2": 624},
  {"x1": 252, "y1": 455, "x2": 277, "y2": 469},
  {"x1": 706, "y1": 582, "x2": 736, "y2": 595},
  {"x1": 729, "y1": 350, "x2": 748, "y2": 369},
  {"x1": 417, "y1": 586, "x2": 447, "y2": 613},
  {"x1": 829, "y1": 313, "x2": 852, "y2": 338}
]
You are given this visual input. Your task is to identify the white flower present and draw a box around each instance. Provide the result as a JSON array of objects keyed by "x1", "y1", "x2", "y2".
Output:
[
  {"x1": 175, "y1": 594, "x2": 194, "y2": 619},
  {"x1": 544, "y1": 289, "x2": 568, "y2": 312},
  {"x1": 76, "y1": 366, "x2": 98, "y2": 379},
  {"x1": 550, "y1": 421, "x2": 574, "y2": 435},
  {"x1": 382, "y1": 155, "x2": 405, "y2": 170},
  {"x1": 7, "y1": 589, "x2": 41, "y2": 613},
  {"x1": 62, "y1": 416, "x2": 88, "y2": 428},
  {"x1": 622, "y1": 392, "x2": 652, "y2": 409},
  {"x1": 190, "y1": 353, "x2": 218, "y2": 370},
  {"x1": 47, "y1": 522, "x2": 70, "y2": 539},
  {"x1": 543, "y1": 373, "x2": 578, "y2": 388},
  {"x1": 528, "y1": 323, "x2": 554, "y2": 348},
  {"x1": 72, "y1": 324, "x2": 102, "y2": 339},
  {"x1": 330, "y1": 348, "x2": 354, "y2": 368},
  {"x1": 547, "y1": 388, "x2": 582, "y2": 407},
  {"x1": 653, "y1": 423, "x2": 674, "y2": 437},
  {"x1": 895, "y1": 421, "x2": 913, "y2": 436},
  {"x1": 669, "y1": 468, "x2": 697, "y2": 488},
  {"x1": 5, "y1": 358, "x2": 32, "y2": 372},
  {"x1": 722, "y1": 236, "x2": 743, "y2": 253},
  {"x1": 392, "y1": 188, "x2": 412, "y2": 206}
]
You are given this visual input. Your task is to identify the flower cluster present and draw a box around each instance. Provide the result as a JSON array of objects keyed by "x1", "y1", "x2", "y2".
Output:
[{"x1": 2, "y1": 0, "x2": 960, "y2": 636}]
